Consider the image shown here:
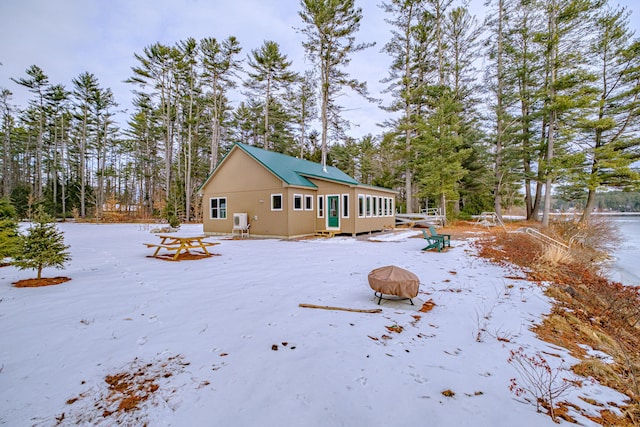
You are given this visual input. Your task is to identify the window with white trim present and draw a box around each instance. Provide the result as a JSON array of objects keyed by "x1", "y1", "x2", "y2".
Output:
[
  {"x1": 342, "y1": 194, "x2": 349, "y2": 218},
  {"x1": 317, "y1": 195, "x2": 324, "y2": 218},
  {"x1": 210, "y1": 197, "x2": 227, "y2": 219},
  {"x1": 366, "y1": 195, "x2": 372, "y2": 217},
  {"x1": 378, "y1": 197, "x2": 383, "y2": 216},
  {"x1": 372, "y1": 197, "x2": 378, "y2": 217},
  {"x1": 304, "y1": 195, "x2": 313, "y2": 210},
  {"x1": 358, "y1": 195, "x2": 365, "y2": 218},
  {"x1": 293, "y1": 194, "x2": 303, "y2": 211},
  {"x1": 271, "y1": 194, "x2": 283, "y2": 211}
]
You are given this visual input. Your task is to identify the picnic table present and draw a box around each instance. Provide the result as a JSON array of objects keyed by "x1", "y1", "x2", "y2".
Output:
[{"x1": 144, "y1": 234, "x2": 219, "y2": 260}]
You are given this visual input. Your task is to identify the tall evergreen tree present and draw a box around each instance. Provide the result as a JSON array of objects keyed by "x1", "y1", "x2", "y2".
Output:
[
  {"x1": 244, "y1": 40, "x2": 297, "y2": 151},
  {"x1": 44, "y1": 84, "x2": 71, "y2": 218},
  {"x1": 200, "y1": 36, "x2": 242, "y2": 169},
  {"x1": 415, "y1": 88, "x2": 471, "y2": 217},
  {"x1": 485, "y1": 0, "x2": 511, "y2": 219},
  {"x1": 0, "y1": 88, "x2": 14, "y2": 197},
  {"x1": 298, "y1": 0, "x2": 374, "y2": 170},
  {"x1": 71, "y1": 72, "x2": 99, "y2": 218},
  {"x1": 380, "y1": 0, "x2": 429, "y2": 213},
  {"x1": 91, "y1": 85, "x2": 118, "y2": 220},
  {"x1": 11, "y1": 65, "x2": 50, "y2": 199},
  {"x1": 537, "y1": 0, "x2": 599, "y2": 226},
  {"x1": 507, "y1": 0, "x2": 545, "y2": 220},
  {"x1": 127, "y1": 43, "x2": 181, "y2": 204},
  {"x1": 445, "y1": 5, "x2": 485, "y2": 216},
  {"x1": 286, "y1": 70, "x2": 318, "y2": 158},
  {"x1": 176, "y1": 37, "x2": 200, "y2": 222},
  {"x1": 126, "y1": 93, "x2": 161, "y2": 218},
  {"x1": 576, "y1": 6, "x2": 640, "y2": 221}
]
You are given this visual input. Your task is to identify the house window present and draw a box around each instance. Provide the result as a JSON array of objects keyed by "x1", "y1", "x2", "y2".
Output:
[
  {"x1": 372, "y1": 197, "x2": 378, "y2": 217},
  {"x1": 384, "y1": 198, "x2": 388, "y2": 216},
  {"x1": 271, "y1": 194, "x2": 283, "y2": 211},
  {"x1": 366, "y1": 195, "x2": 372, "y2": 217},
  {"x1": 342, "y1": 194, "x2": 349, "y2": 218},
  {"x1": 358, "y1": 195, "x2": 365, "y2": 218},
  {"x1": 304, "y1": 195, "x2": 313, "y2": 211},
  {"x1": 317, "y1": 195, "x2": 324, "y2": 218},
  {"x1": 210, "y1": 197, "x2": 227, "y2": 219},
  {"x1": 293, "y1": 194, "x2": 303, "y2": 211},
  {"x1": 378, "y1": 197, "x2": 383, "y2": 216}
]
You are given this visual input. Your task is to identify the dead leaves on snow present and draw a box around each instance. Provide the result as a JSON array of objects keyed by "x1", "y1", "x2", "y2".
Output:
[
  {"x1": 59, "y1": 354, "x2": 195, "y2": 425},
  {"x1": 419, "y1": 299, "x2": 437, "y2": 313}
]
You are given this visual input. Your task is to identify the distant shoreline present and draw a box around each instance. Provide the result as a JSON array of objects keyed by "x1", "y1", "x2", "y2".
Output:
[
  {"x1": 544, "y1": 212, "x2": 640, "y2": 217},
  {"x1": 591, "y1": 212, "x2": 640, "y2": 216}
]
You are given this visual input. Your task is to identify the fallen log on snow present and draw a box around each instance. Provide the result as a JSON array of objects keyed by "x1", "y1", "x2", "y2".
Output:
[{"x1": 298, "y1": 303, "x2": 382, "y2": 314}]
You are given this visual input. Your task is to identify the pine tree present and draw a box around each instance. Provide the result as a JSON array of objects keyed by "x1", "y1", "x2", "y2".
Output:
[
  {"x1": 12, "y1": 207, "x2": 71, "y2": 279},
  {"x1": 416, "y1": 88, "x2": 472, "y2": 217},
  {"x1": 1, "y1": 88, "x2": 15, "y2": 198},
  {"x1": 577, "y1": 6, "x2": 640, "y2": 222},
  {"x1": 298, "y1": 0, "x2": 374, "y2": 170},
  {"x1": 537, "y1": 0, "x2": 599, "y2": 226},
  {"x1": 286, "y1": 70, "x2": 318, "y2": 159},
  {"x1": 199, "y1": 36, "x2": 242, "y2": 169},
  {"x1": 11, "y1": 65, "x2": 50, "y2": 200},
  {"x1": 244, "y1": 40, "x2": 298, "y2": 151},
  {"x1": 380, "y1": 0, "x2": 430, "y2": 213}
]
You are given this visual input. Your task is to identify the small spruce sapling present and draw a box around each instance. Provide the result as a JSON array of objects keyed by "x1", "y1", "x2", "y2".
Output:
[
  {"x1": 0, "y1": 198, "x2": 20, "y2": 261},
  {"x1": 168, "y1": 214, "x2": 180, "y2": 229},
  {"x1": 12, "y1": 208, "x2": 71, "y2": 279}
]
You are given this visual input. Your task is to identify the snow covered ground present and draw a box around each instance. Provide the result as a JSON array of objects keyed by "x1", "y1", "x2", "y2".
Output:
[{"x1": 0, "y1": 223, "x2": 628, "y2": 426}]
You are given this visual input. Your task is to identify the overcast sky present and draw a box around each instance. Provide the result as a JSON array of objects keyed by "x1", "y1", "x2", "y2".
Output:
[{"x1": 1, "y1": 0, "x2": 638, "y2": 139}]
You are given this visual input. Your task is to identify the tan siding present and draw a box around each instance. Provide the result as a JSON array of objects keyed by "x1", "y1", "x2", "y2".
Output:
[
  {"x1": 353, "y1": 188, "x2": 396, "y2": 234},
  {"x1": 286, "y1": 189, "x2": 318, "y2": 236},
  {"x1": 201, "y1": 146, "x2": 396, "y2": 238},
  {"x1": 202, "y1": 149, "x2": 291, "y2": 236},
  {"x1": 308, "y1": 179, "x2": 396, "y2": 236}
]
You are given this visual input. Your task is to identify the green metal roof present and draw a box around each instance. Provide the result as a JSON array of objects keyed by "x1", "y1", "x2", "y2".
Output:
[{"x1": 235, "y1": 142, "x2": 360, "y2": 188}]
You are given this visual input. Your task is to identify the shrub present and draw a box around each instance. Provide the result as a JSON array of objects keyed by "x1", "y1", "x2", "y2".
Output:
[
  {"x1": 552, "y1": 217, "x2": 619, "y2": 255},
  {"x1": 508, "y1": 347, "x2": 579, "y2": 422},
  {"x1": 538, "y1": 245, "x2": 573, "y2": 267}
]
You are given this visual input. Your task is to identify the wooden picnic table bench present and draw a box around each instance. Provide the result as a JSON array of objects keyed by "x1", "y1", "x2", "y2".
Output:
[{"x1": 144, "y1": 234, "x2": 219, "y2": 260}]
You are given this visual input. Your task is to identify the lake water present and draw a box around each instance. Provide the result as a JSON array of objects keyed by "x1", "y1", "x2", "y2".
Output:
[{"x1": 607, "y1": 215, "x2": 640, "y2": 286}]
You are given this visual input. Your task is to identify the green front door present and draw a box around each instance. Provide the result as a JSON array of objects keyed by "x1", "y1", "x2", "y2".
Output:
[{"x1": 328, "y1": 195, "x2": 339, "y2": 228}]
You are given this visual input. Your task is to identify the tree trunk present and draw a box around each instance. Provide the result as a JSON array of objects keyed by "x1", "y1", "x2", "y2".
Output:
[
  {"x1": 320, "y1": 63, "x2": 329, "y2": 172},
  {"x1": 404, "y1": 3, "x2": 414, "y2": 214},
  {"x1": 541, "y1": 2, "x2": 558, "y2": 228},
  {"x1": 493, "y1": 0, "x2": 505, "y2": 220},
  {"x1": 80, "y1": 115, "x2": 87, "y2": 218},
  {"x1": 264, "y1": 77, "x2": 271, "y2": 150}
]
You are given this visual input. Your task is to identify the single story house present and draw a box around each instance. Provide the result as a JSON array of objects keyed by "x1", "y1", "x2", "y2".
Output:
[{"x1": 198, "y1": 142, "x2": 397, "y2": 238}]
